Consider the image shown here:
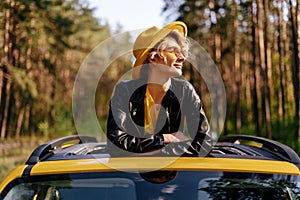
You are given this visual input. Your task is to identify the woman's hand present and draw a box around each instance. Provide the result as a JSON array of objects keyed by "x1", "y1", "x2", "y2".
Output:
[{"x1": 163, "y1": 131, "x2": 190, "y2": 143}]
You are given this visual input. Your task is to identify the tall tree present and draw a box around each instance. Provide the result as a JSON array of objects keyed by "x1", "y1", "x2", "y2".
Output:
[
  {"x1": 288, "y1": 0, "x2": 300, "y2": 146},
  {"x1": 232, "y1": 1, "x2": 241, "y2": 134},
  {"x1": 0, "y1": 0, "x2": 114, "y2": 139},
  {"x1": 0, "y1": 0, "x2": 15, "y2": 139},
  {"x1": 162, "y1": 0, "x2": 300, "y2": 151}
]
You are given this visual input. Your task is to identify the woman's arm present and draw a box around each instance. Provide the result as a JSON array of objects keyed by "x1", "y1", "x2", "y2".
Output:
[
  {"x1": 184, "y1": 81, "x2": 212, "y2": 156},
  {"x1": 106, "y1": 81, "x2": 165, "y2": 155}
]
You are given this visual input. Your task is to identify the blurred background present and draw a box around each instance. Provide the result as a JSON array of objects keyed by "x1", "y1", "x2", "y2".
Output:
[{"x1": 0, "y1": 0, "x2": 299, "y2": 180}]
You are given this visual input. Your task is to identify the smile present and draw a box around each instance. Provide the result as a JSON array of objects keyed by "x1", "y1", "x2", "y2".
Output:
[{"x1": 174, "y1": 64, "x2": 182, "y2": 69}]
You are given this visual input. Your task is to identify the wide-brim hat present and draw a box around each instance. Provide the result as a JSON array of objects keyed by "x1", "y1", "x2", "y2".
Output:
[{"x1": 132, "y1": 21, "x2": 188, "y2": 79}]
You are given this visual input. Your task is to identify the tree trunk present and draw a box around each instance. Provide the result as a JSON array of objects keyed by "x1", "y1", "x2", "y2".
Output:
[
  {"x1": 250, "y1": 0, "x2": 261, "y2": 135},
  {"x1": 262, "y1": 0, "x2": 272, "y2": 138},
  {"x1": 257, "y1": 0, "x2": 271, "y2": 138},
  {"x1": 0, "y1": 79, "x2": 11, "y2": 140},
  {"x1": 16, "y1": 106, "x2": 25, "y2": 139},
  {"x1": 0, "y1": 0, "x2": 13, "y2": 140},
  {"x1": 289, "y1": 0, "x2": 300, "y2": 147},
  {"x1": 233, "y1": 2, "x2": 241, "y2": 134},
  {"x1": 277, "y1": 0, "x2": 287, "y2": 123}
]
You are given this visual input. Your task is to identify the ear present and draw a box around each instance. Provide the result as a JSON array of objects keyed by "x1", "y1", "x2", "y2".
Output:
[
  {"x1": 148, "y1": 52, "x2": 164, "y2": 64},
  {"x1": 148, "y1": 53, "x2": 158, "y2": 64}
]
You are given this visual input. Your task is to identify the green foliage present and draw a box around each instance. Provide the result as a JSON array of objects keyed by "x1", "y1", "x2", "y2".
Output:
[
  {"x1": 51, "y1": 104, "x2": 76, "y2": 138},
  {"x1": 37, "y1": 121, "x2": 49, "y2": 138},
  {"x1": 0, "y1": 0, "x2": 115, "y2": 139},
  {"x1": 163, "y1": 0, "x2": 300, "y2": 153},
  {"x1": 8, "y1": 65, "x2": 38, "y2": 100},
  {"x1": 224, "y1": 118, "x2": 300, "y2": 153},
  {"x1": 0, "y1": 0, "x2": 299, "y2": 155},
  {"x1": 271, "y1": 119, "x2": 299, "y2": 153}
]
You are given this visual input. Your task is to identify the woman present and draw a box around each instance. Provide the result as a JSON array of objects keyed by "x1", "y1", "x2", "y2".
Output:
[{"x1": 107, "y1": 21, "x2": 212, "y2": 156}]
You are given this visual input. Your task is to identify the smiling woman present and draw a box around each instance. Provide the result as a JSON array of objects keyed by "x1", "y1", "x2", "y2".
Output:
[
  {"x1": 87, "y1": 0, "x2": 165, "y2": 31},
  {"x1": 106, "y1": 21, "x2": 213, "y2": 157}
]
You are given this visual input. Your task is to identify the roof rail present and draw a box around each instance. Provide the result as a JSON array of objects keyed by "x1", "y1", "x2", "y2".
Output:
[
  {"x1": 219, "y1": 135, "x2": 300, "y2": 165},
  {"x1": 25, "y1": 135, "x2": 97, "y2": 165}
]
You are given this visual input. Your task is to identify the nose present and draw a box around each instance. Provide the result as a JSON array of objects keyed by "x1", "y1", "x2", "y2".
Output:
[{"x1": 177, "y1": 52, "x2": 186, "y2": 61}]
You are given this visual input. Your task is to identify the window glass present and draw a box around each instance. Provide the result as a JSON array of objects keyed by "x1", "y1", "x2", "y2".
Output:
[
  {"x1": 2, "y1": 171, "x2": 300, "y2": 200},
  {"x1": 198, "y1": 176, "x2": 300, "y2": 200},
  {"x1": 4, "y1": 178, "x2": 136, "y2": 200}
]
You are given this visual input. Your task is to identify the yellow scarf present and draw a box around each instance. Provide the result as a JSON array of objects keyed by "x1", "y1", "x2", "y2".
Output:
[{"x1": 144, "y1": 86, "x2": 160, "y2": 134}]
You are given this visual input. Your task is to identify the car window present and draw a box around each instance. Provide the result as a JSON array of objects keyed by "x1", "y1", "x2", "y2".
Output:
[
  {"x1": 3, "y1": 178, "x2": 136, "y2": 200},
  {"x1": 198, "y1": 176, "x2": 300, "y2": 200},
  {"x1": 2, "y1": 171, "x2": 300, "y2": 200}
]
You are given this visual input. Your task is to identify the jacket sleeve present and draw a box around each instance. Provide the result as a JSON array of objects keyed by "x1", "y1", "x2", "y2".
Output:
[
  {"x1": 183, "y1": 81, "x2": 213, "y2": 156},
  {"x1": 106, "y1": 82, "x2": 164, "y2": 155}
]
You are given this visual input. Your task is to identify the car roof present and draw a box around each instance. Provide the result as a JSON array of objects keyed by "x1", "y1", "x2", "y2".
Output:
[
  {"x1": 21, "y1": 134, "x2": 300, "y2": 175},
  {"x1": 1, "y1": 134, "x2": 300, "y2": 195},
  {"x1": 4, "y1": 134, "x2": 300, "y2": 176},
  {"x1": 25, "y1": 134, "x2": 300, "y2": 168},
  {"x1": 27, "y1": 157, "x2": 300, "y2": 176}
]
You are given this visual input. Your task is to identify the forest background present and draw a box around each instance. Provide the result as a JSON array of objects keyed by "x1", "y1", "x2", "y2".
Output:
[{"x1": 0, "y1": 0, "x2": 299, "y2": 179}]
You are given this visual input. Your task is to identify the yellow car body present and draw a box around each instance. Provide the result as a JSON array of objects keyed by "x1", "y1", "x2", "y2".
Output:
[{"x1": 1, "y1": 135, "x2": 299, "y2": 199}]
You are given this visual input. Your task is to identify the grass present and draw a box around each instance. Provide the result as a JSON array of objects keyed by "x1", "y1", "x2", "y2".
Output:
[
  {"x1": 0, "y1": 154, "x2": 28, "y2": 181},
  {"x1": 0, "y1": 138, "x2": 48, "y2": 183}
]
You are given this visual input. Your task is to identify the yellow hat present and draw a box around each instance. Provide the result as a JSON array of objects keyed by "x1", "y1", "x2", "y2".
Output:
[{"x1": 132, "y1": 21, "x2": 188, "y2": 79}]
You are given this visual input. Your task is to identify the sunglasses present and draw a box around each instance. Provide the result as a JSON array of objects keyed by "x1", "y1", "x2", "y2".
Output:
[{"x1": 163, "y1": 47, "x2": 188, "y2": 58}]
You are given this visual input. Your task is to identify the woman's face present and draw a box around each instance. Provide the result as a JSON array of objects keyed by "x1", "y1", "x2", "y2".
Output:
[{"x1": 152, "y1": 37, "x2": 187, "y2": 78}]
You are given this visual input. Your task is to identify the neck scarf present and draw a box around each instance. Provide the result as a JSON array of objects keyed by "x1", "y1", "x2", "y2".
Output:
[{"x1": 144, "y1": 86, "x2": 161, "y2": 134}]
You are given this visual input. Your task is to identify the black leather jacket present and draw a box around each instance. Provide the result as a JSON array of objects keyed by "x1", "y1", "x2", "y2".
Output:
[{"x1": 107, "y1": 77, "x2": 212, "y2": 156}]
